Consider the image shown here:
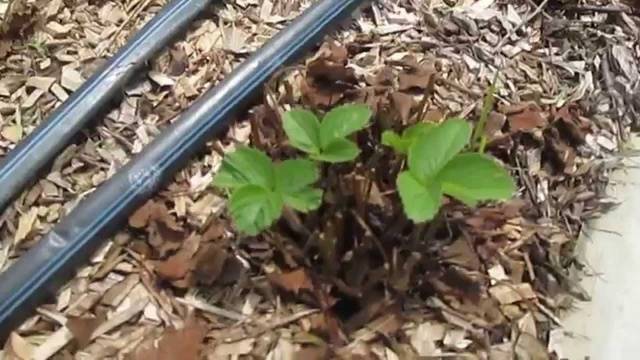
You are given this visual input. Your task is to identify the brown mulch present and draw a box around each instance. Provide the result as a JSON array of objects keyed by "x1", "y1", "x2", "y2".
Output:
[{"x1": 1, "y1": 0, "x2": 639, "y2": 359}]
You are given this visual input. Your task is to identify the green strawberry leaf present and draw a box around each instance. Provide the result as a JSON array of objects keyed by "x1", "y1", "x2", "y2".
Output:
[
  {"x1": 397, "y1": 171, "x2": 442, "y2": 222},
  {"x1": 319, "y1": 104, "x2": 371, "y2": 148},
  {"x1": 283, "y1": 109, "x2": 322, "y2": 154},
  {"x1": 312, "y1": 138, "x2": 360, "y2": 163},
  {"x1": 437, "y1": 153, "x2": 515, "y2": 206},
  {"x1": 228, "y1": 185, "x2": 283, "y2": 235},
  {"x1": 274, "y1": 159, "x2": 323, "y2": 212},
  {"x1": 283, "y1": 187, "x2": 323, "y2": 212},
  {"x1": 382, "y1": 123, "x2": 436, "y2": 154},
  {"x1": 381, "y1": 130, "x2": 405, "y2": 152},
  {"x1": 212, "y1": 146, "x2": 275, "y2": 190},
  {"x1": 275, "y1": 159, "x2": 320, "y2": 193},
  {"x1": 408, "y1": 118, "x2": 471, "y2": 182}
]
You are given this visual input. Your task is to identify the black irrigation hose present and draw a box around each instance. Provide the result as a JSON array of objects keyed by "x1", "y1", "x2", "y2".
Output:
[
  {"x1": 0, "y1": 0, "x2": 367, "y2": 342},
  {"x1": 0, "y1": 0, "x2": 211, "y2": 213}
]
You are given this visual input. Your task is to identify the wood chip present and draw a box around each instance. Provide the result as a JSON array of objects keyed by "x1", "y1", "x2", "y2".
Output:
[
  {"x1": 33, "y1": 327, "x2": 74, "y2": 360},
  {"x1": 50, "y1": 83, "x2": 69, "y2": 101},
  {"x1": 489, "y1": 283, "x2": 537, "y2": 305},
  {"x1": 26, "y1": 76, "x2": 56, "y2": 91},
  {"x1": 60, "y1": 67, "x2": 86, "y2": 92},
  {"x1": 2, "y1": 124, "x2": 23, "y2": 142},
  {"x1": 148, "y1": 70, "x2": 176, "y2": 87},
  {"x1": 14, "y1": 207, "x2": 39, "y2": 245},
  {"x1": 46, "y1": 21, "x2": 74, "y2": 36}
]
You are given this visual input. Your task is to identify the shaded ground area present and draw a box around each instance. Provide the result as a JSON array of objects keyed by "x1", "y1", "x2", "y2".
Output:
[{"x1": 1, "y1": 0, "x2": 639, "y2": 358}]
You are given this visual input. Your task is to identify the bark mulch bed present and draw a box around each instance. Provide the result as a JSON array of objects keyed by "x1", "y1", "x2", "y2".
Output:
[{"x1": 1, "y1": 0, "x2": 639, "y2": 358}]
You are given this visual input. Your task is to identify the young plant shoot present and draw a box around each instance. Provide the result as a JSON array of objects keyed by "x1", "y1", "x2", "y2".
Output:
[
  {"x1": 212, "y1": 103, "x2": 372, "y2": 235},
  {"x1": 283, "y1": 104, "x2": 372, "y2": 162},
  {"x1": 212, "y1": 146, "x2": 322, "y2": 235},
  {"x1": 384, "y1": 118, "x2": 515, "y2": 222}
]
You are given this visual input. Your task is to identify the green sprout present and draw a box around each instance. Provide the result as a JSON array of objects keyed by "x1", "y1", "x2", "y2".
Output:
[
  {"x1": 384, "y1": 118, "x2": 516, "y2": 222},
  {"x1": 213, "y1": 104, "x2": 372, "y2": 235},
  {"x1": 282, "y1": 104, "x2": 372, "y2": 163},
  {"x1": 212, "y1": 147, "x2": 322, "y2": 235}
]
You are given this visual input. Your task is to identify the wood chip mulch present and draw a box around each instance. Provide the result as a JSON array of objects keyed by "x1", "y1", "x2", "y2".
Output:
[{"x1": 1, "y1": 0, "x2": 639, "y2": 358}]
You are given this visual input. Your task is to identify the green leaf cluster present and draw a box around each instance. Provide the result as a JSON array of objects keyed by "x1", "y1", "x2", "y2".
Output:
[
  {"x1": 213, "y1": 104, "x2": 373, "y2": 235},
  {"x1": 283, "y1": 104, "x2": 372, "y2": 163},
  {"x1": 385, "y1": 119, "x2": 516, "y2": 222},
  {"x1": 212, "y1": 147, "x2": 322, "y2": 235}
]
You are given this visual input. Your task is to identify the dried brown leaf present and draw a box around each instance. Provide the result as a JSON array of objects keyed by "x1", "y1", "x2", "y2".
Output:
[
  {"x1": 507, "y1": 105, "x2": 547, "y2": 132},
  {"x1": 193, "y1": 243, "x2": 227, "y2": 285},
  {"x1": 268, "y1": 268, "x2": 314, "y2": 295},
  {"x1": 133, "y1": 320, "x2": 207, "y2": 360},
  {"x1": 390, "y1": 91, "x2": 413, "y2": 123},
  {"x1": 66, "y1": 315, "x2": 104, "y2": 348},
  {"x1": 398, "y1": 66, "x2": 435, "y2": 91}
]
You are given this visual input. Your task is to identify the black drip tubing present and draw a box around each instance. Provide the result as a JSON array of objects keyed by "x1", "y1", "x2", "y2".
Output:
[
  {"x1": 0, "y1": 0, "x2": 211, "y2": 212},
  {"x1": 0, "y1": 0, "x2": 367, "y2": 342}
]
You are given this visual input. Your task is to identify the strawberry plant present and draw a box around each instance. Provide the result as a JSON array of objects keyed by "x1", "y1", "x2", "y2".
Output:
[
  {"x1": 283, "y1": 104, "x2": 372, "y2": 162},
  {"x1": 212, "y1": 147, "x2": 322, "y2": 235},
  {"x1": 213, "y1": 104, "x2": 372, "y2": 235},
  {"x1": 383, "y1": 118, "x2": 515, "y2": 222}
]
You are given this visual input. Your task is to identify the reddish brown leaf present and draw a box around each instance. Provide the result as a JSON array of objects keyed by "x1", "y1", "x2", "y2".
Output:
[
  {"x1": 398, "y1": 64, "x2": 435, "y2": 91},
  {"x1": 423, "y1": 109, "x2": 444, "y2": 122},
  {"x1": 154, "y1": 252, "x2": 191, "y2": 281},
  {"x1": 365, "y1": 67, "x2": 394, "y2": 86},
  {"x1": 484, "y1": 111, "x2": 507, "y2": 139},
  {"x1": 301, "y1": 79, "x2": 343, "y2": 108},
  {"x1": 201, "y1": 220, "x2": 227, "y2": 242},
  {"x1": 133, "y1": 320, "x2": 207, "y2": 360},
  {"x1": 307, "y1": 59, "x2": 356, "y2": 83},
  {"x1": 390, "y1": 92, "x2": 414, "y2": 123},
  {"x1": 154, "y1": 234, "x2": 201, "y2": 281},
  {"x1": 268, "y1": 269, "x2": 314, "y2": 295},
  {"x1": 294, "y1": 346, "x2": 329, "y2": 360},
  {"x1": 552, "y1": 103, "x2": 589, "y2": 144},
  {"x1": 313, "y1": 41, "x2": 348, "y2": 63},
  {"x1": 66, "y1": 315, "x2": 105, "y2": 348},
  {"x1": 129, "y1": 200, "x2": 181, "y2": 230},
  {"x1": 129, "y1": 200, "x2": 157, "y2": 228},
  {"x1": 193, "y1": 243, "x2": 228, "y2": 285},
  {"x1": 168, "y1": 46, "x2": 188, "y2": 76},
  {"x1": 441, "y1": 238, "x2": 481, "y2": 271},
  {"x1": 507, "y1": 105, "x2": 547, "y2": 132}
]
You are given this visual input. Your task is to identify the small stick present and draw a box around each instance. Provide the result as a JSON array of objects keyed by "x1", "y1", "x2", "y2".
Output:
[{"x1": 175, "y1": 296, "x2": 247, "y2": 322}]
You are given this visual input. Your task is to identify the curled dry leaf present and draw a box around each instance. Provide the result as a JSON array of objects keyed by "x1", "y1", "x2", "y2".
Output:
[
  {"x1": 129, "y1": 200, "x2": 181, "y2": 230},
  {"x1": 193, "y1": 243, "x2": 228, "y2": 285},
  {"x1": 398, "y1": 64, "x2": 436, "y2": 91},
  {"x1": 154, "y1": 234, "x2": 201, "y2": 283},
  {"x1": 507, "y1": 104, "x2": 547, "y2": 132},
  {"x1": 301, "y1": 42, "x2": 357, "y2": 108},
  {"x1": 66, "y1": 314, "x2": 105, "y2": 348},
  {"x1": 390, "y1": 91, "x2": 414, "y2": 123},
  {"x1": 268, "y1": 268, "x2": 314, "y2": 295},
  {"x1": 133, "y1": 319, "x2": 207, "y2": 360}
]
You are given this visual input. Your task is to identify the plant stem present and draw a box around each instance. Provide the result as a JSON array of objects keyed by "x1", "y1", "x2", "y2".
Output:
[{"x1": 472, "y1": 72, "x2": 499, "y2": 153}]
